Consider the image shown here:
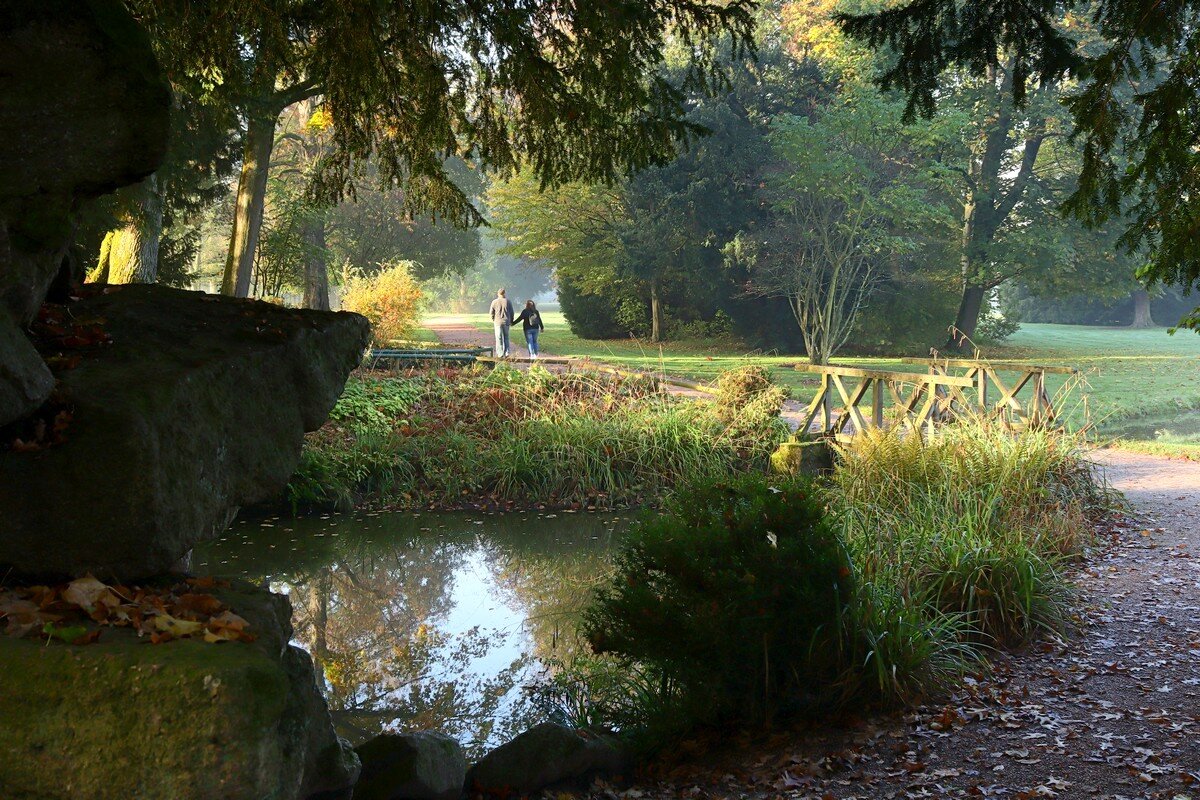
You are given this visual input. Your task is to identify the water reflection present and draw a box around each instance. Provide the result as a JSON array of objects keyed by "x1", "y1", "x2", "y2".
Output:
[{"x1": 193, "y1": 511, "x2": 623, "y2": 756}]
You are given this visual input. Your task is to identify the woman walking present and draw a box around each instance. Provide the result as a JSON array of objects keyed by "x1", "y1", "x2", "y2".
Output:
[{"x1": 513, "y1": 300, "x2": 546, "y2": 359}]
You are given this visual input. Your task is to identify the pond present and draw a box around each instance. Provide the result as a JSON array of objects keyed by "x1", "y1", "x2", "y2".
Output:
[{"x1": 193, "y1": 510, "x2": 629, "y2": 758}]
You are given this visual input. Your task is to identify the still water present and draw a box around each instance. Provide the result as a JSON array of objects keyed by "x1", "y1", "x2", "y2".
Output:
[{"x1": 193, "y1": 510, "x2": 628, "y2": 757}]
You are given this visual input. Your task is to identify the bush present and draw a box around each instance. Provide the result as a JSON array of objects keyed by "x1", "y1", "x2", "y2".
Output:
[
  {"x1": 714, "y1": 366, "x2": 790, "y2": 447},
  {"x1": 975, "y1": 308, "x2": 1021, "y2": 342},
  {"x1": 582, "y1": 475, "x2": 855, "y2": 730},
  {"x1": 341, "y1": 262, "x2": 423, "y2": 346},
  {"x1": 557, "y1": 273, "x2": 638, "y2": 339}
]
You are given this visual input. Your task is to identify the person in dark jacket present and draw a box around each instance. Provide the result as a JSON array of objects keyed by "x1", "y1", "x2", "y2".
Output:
[
  {"x1": 512, "y1": 300, "x2": 545, "y2": 359},
  {"x1": 488, "y1": 288, "x2": 515, "y2": 357}
]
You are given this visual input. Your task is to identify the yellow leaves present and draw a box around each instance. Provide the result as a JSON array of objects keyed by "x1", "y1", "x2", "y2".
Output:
[
  {"x1": 153, "y1": 614, "x2": 204, "y2": 637},
  {"x1": 306, "y1": 107, "x2": 333, "y2": 131},
  {"x1": 341, "y1": 263, "x2": 423, "y2": 347},
  {"x1": 203, "y1": 611, "x2": 252, "y2": 644}
]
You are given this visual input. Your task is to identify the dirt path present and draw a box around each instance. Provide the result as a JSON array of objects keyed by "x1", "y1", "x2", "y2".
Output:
[
  {"x1": 425, "y1": 318, "x2": 500, "y2": 352},
  {"x1": 586, "y1": 450, "x2": 1200, "y2": 800}
]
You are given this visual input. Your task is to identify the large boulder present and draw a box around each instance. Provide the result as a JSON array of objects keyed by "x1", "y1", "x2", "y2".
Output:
[
  {"x1": 0, "y1": 285, "x2": 369, "y2": 580},
  {"x1": 0, "y1": 0, "x2": 169, "y2": 325},
  {"x1": 466, "y1": 723, "x2": 632, "y2": 797},
  {"x1": 354, "y1": 732, "x2": 468, "y2": 800},
  {"x1": 0, "y1": 0, "x2": 170, "y2": 425},
  {"x1": 0, "y1": 307, "x2": 54, "y2": 425},
  {"x1": 0, "y1": 580, "x2": 359, "y2": 800}
]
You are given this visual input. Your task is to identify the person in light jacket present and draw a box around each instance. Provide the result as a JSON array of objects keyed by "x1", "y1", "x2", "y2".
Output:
[
  {"x1": 488, "y1": 288, "x2": 515, "y2": 357},
  {"x1": 512, "y1": 300, "x2": 545, "y2": 359}
]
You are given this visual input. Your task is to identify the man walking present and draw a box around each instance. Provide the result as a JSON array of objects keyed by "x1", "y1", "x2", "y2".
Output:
[{"x1": 489, "y1": 288, "x2": 515, "y2": 357}]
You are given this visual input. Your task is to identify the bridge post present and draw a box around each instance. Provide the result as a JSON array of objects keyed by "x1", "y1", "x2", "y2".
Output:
[{"x1": 872, "y1": 379, "x2": 884, "y2": 429}]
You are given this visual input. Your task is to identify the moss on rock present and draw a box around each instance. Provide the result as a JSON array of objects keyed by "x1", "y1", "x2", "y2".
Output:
[{"x1": 0, "y1": 581, "x2": 358, "y2": 800}]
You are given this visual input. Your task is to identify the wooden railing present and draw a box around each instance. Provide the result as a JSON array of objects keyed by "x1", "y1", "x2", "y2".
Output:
[
  {"x1": 795, "y1": 359, "x2": 1078, "y2": 440},
  {"x1": 904, "y1": 358, "x2": 1078, "y2": 431}
]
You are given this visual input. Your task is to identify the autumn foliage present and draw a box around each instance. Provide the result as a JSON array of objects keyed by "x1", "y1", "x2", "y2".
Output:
[
  {"x1": 0, "y1": 574, "x2": 254, "y2": 646},
  {"x1": 340, "y1": 262, "x2": 422, "y2": 346}
]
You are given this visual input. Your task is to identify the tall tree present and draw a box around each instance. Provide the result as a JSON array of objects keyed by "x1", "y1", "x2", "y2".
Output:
[
  {"x1": 738, "y1": 89, "x2": 952, "y2": 364},
  {"x1": 260, "y1": 102, "x2": 333, "y2": 308},
  {"x1": 88, "y1": 175, "x2": 162, "y2": 284},
  {"x1": 838, "y1": 0, "x2": 1200, "y2": 330},
  {"x1": 130, "y1": 0, "x2": 758, "y2": 298}
]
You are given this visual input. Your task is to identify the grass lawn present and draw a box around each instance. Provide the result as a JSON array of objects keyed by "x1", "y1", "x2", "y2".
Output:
[{"x1": 421, "y1": 313, "x2": 1200, "y2": 444}]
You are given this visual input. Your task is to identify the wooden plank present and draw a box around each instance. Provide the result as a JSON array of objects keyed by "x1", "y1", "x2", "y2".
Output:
[
  {"x1": 901, "y1": 357, "x2": 1077, "y2": 375},
  {"x1": 871, "y1": 379, "x2": 884, "y2": 429},
  {"x1": 830, "y1": 374, "x2": 871, "y2": 434}
]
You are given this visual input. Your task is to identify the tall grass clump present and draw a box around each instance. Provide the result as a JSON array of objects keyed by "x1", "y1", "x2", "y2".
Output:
[{"x1": 831, "y1": 422, "x2": 1105, "y2": 648}]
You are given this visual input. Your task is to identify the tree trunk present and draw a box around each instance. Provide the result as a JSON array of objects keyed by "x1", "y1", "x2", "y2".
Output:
[
  {"x1": 306, "y1": 569, "x2": 332, "y2": 688},
  {"x1": 301, "y1": 213, "x2": 330, "y2": 311},
  {"x1": 650, "y1": 282, "x2": 663, "y2": 342},
  {"x1": 945, "y1": 62, "x2": 1047, "y2": 351},
  {"x1": 221, "y1": 112, "x2": 278, "y2": 297},
  {"x1": 1130, "y1": 289, "x2": 1155, "y2": 328},
  {"x1": 88, "y1": 174, "x2": 163, "y2": 284},
  {"x1": 949, "y1": 283, "x2": 987, "y2": 350}
]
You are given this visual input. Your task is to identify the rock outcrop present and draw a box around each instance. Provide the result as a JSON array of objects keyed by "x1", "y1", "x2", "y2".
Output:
[
  {"x1": 0, "y1": 0, "x2": 170, "y2": 426},
  {"x1": 354, "y1": 732, "x2": 468, "y2": 800},
  {"x1": 0, "y1": 285, "x2": 368, "y2": 580},
  {"x1": 0, "y1": 307, "x2": 54, "y2": 426},
  {"x1": 467, "y1": 723, "x2": 631, "y2": 797},
  {"x1": 0, "y1": 0, "x2": 169, "y2": 325},
  {"x1": 0, "y1": 580, "x2": 360, "y2": 800}
]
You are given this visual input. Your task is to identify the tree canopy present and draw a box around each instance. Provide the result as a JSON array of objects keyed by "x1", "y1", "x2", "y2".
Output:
[
  {"x1": 131, "y1": 0, "x2": 758, "y2": 223},
  {"x1": 838, "y1": 0, "x2": 1200, "y2": 329}
]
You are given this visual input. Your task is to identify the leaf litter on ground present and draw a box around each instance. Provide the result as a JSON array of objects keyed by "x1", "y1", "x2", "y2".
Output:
[{"x1": 0, "y1": 574, "x2": 254, "y2": 646}]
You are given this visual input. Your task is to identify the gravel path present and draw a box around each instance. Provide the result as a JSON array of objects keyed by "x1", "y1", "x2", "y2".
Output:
[{"x1": 583, "y1": 450, "x2": 1200, "y2": 800}]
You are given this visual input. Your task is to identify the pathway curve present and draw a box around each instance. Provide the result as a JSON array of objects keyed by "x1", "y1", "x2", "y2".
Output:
[
  {"x1": 425, "y1": 321, "x2": 812, "y2": 424},
  {"x1": 584, "y1": 450, "x2": 1200, "y2": 800}
]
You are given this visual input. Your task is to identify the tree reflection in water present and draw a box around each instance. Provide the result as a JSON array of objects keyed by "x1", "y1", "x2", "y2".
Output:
[{"x1": 194, "y1": 511, "x2": 622, "y2": 757}]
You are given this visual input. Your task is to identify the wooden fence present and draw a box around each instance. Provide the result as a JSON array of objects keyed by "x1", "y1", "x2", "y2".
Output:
[{"x1": 795, "y1": 359, "x2": 1078, "y2": 440}]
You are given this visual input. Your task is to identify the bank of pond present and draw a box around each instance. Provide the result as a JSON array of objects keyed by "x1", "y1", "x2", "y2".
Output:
[
  {"x1": 215, "y1": 394, "x2": 1110, "y2": 768},
  {"x1": 286, "y1": 363, "x2": 790, "y2": 513}
]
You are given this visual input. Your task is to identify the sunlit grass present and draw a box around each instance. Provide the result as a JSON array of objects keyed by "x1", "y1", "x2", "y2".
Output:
[{"x1": 421, "y1": 314, "x2": 1200, "y2": 441}]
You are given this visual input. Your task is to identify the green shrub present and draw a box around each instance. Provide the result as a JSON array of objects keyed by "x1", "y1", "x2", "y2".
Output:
[
  {"x1": 327, "y1": 377, "x2": 422, "y2": 430},
  {"x1": 713, "y1": 366, "x2": 791, "y2": 447},
  {"x1": 714, "y1": 364, "x2": 775, "y2": 408},
  {"x1": 975, "y1": 308, "x2": 1021, "y2": 342},
  {"x1": 582, "y1": 475, "x2": 855, "y2": 729}
]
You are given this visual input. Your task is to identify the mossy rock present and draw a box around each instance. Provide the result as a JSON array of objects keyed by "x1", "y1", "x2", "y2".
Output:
[
  {"x1": 770, "y1": 438, "x2": 835, "y2": 476},
  {"x1": 467, "y1": 723, "x2": 631, "y2": 797},
  {"x1": 0, "y1": 582, "x2": 358, "y2": 800}
]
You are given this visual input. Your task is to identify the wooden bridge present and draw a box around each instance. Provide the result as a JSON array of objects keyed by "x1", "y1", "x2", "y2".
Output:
[
  {"x1": 366, "y1": 346, "x2": 492, "y2": 366},
  {"x1": 795, "y1": 358, "x2": 1079, "y2": 441}
]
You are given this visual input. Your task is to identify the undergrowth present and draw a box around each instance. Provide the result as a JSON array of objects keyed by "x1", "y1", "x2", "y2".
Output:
[
  {"x1": 289, "y1": 364, "x2": 789, "y2": 511},
  {"x1": 532, "y1": 422, "x2": 1111, "y2": 751}
]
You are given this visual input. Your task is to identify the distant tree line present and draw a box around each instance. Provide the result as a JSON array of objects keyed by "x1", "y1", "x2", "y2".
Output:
[{"x1": 488, "y1": 2, "x2": 1171, "y2": 359}]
